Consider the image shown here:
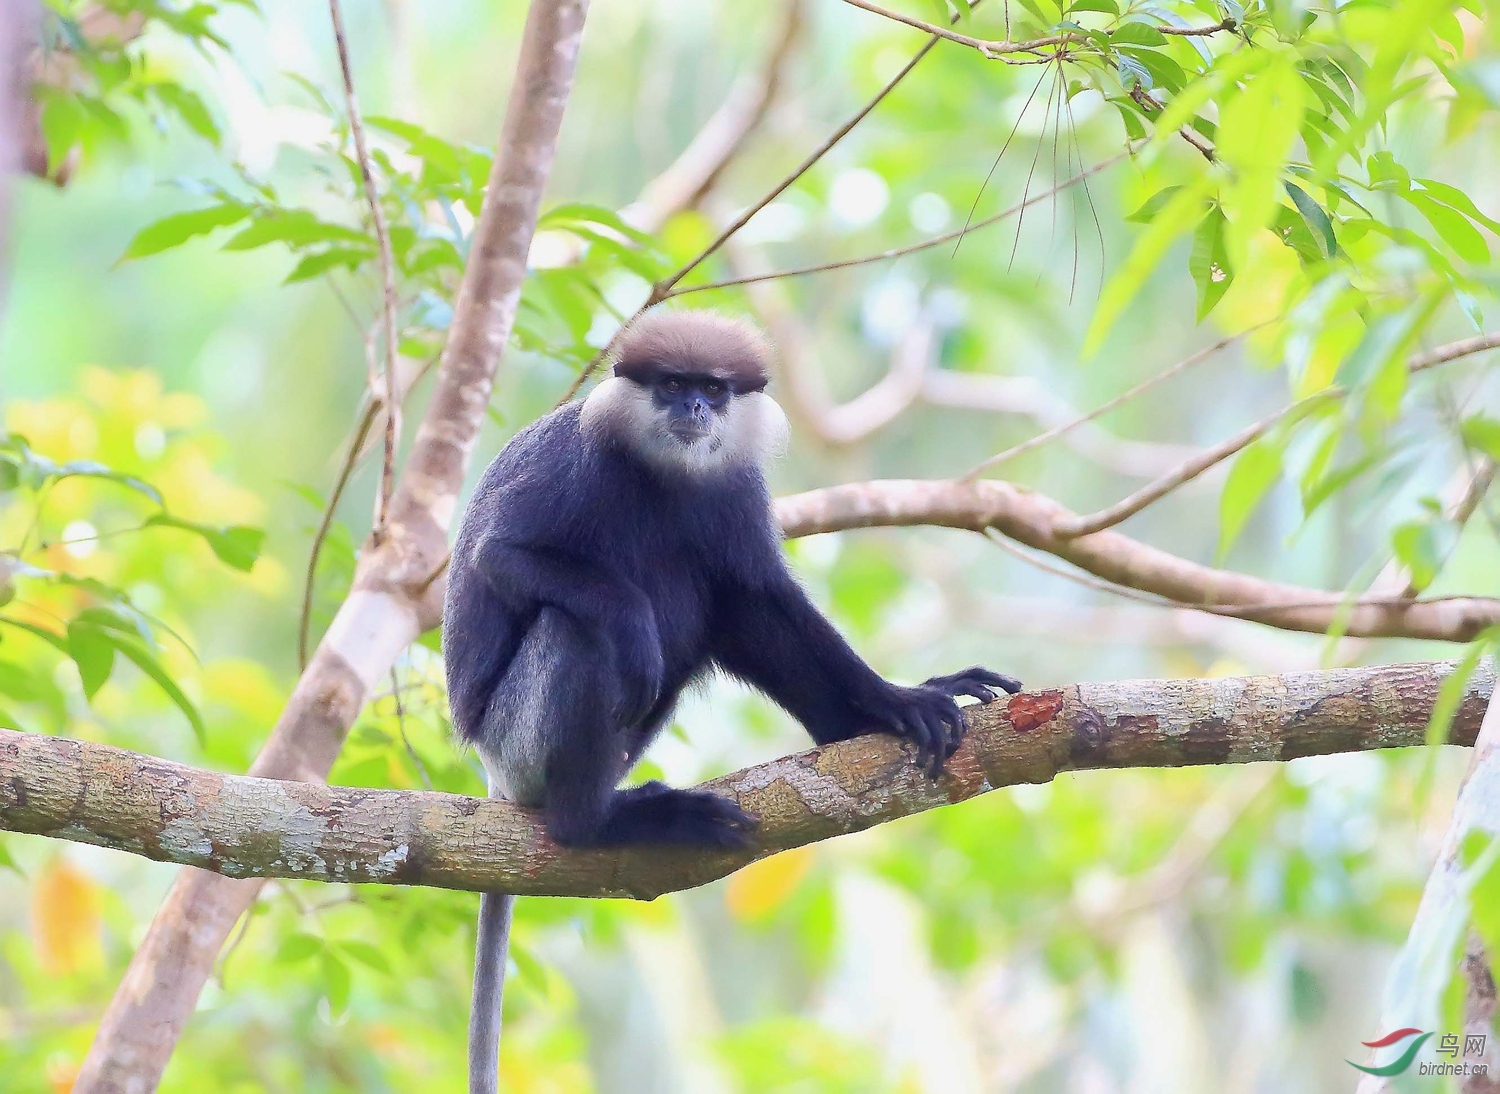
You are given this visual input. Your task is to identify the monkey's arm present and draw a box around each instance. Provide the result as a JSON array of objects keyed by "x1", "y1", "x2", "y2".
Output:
[
  {"x1": 470, "y1": 536, "x2": 663, "y2": 723},
  {"x1": 711, "y1": 576, "x2": 1016, "y2": 772}
]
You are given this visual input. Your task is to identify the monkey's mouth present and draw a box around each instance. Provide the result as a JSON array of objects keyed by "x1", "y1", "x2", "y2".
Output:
[{"x1": 668, "y1": 421, "x2": 712, "y2": 443}]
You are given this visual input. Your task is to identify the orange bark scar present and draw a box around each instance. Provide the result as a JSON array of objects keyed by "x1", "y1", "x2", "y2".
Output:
[{"x1": 1006, "y1": 690, "x2": 1064, "y2": 733}]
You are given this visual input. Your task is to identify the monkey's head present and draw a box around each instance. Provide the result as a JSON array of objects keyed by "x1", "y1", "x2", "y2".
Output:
[{"x1": 581, "y1": 310, "x2": 789, "y2": 476}]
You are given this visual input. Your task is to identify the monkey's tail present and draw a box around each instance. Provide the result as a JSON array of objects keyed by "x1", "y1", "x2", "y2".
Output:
[{"x1": 469, "y1": 890, "x2": 515, "y2": 1094}]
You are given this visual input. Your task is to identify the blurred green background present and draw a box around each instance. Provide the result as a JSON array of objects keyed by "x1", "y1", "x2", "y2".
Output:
[{"x1": 3, "y1": 0, "x2": 1499, "y2": 1090}]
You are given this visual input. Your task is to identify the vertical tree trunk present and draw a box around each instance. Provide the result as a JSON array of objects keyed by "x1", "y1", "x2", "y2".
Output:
[{"x1": 71, "y1": 2, "x2": 591, "y2": 1089}]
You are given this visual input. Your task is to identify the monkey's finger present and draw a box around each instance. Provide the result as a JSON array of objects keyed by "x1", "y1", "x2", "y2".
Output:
[
  {"x1": 900, "y1": 710, "x2": 939, "y2": 774},
  {"x1": 928, "y1": 668, "x2": 1022, "y2": 700},
  {"x1": 921, "y1": 710, "x2": 951, "y2": 776},
  {"x1": 941, "y1": 704, "x2": 968, "y2": 750}
]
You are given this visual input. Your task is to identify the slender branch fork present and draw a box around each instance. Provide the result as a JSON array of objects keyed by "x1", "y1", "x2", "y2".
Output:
[
  {"x1": 557, "y1": 2, "x2": 967, "y2": 404},
  {"x1": 1045, "y1": 332, "x2": 1500, "y2": 539},
  {"x1": 329, "y1": 0, "x2": 401, "y2": 538}
]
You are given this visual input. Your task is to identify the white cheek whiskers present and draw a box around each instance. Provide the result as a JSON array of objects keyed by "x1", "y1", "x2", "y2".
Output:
[{"x1": 581, "y1": 378, "x2": 788, "y2": 476}]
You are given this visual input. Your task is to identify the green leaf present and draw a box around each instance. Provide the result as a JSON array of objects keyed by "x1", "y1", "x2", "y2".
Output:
[
  {"x1": 1084, "y1": 175, "x2": 1214, "y2": 356},
  {"x1": 1218, "y1": 436, "x2": 1284, "y2": 559},
  {"x1": 110, "y1": 634, "x2": 206, "y2": 745},
  {"x1": 1283, "y1": 181, "x2": 1337, "y2": 257},
  {"x1": 151, "y1": 83, "x2": 220, "y2": 144},
  {"x1": 284, "y1": 247, "x2": 376, "y2": 284},
  {"x1": 147, "y1": 515, "x2": 265, "y2": 572},
  {"x1": 1067, "y1": 0, "x2": 1117, "y2": 12},
  {"x1": 340, "y1": 940, "x2": 392, "y2": 975},
  {"x1": 122, "y1": 204, "x2": 249, "y2": 260},
  {"x1": 67, "y1": 620, "x2": 115, "y2": 700},
  {"x1": 540, "y1": 202, "x2": 659, "y2": 250},
  {"x1": 1426, "y1": 642, "x2": 1489, "y2": 748},
  {"x1": 1461, "y1": 414, "x2": 1500, "y2": 460},
  {"x1": 1125, "y1": 187, "x2": 1184, "y2": 223},
  {"x1": 1120, "y1": 46, "x2": 1186, "y2": 94},
  {"x1": 322, "y1": 951, "x2": 352, "y2": 1016},
  {"x1": 1415, "y1": 178, "x2": 1500, "y2": 234},
  {"x1": 1110, "y1": 20, "x2": 1167, "y2": 45},
  {"x1": 74, "y1": 605, "x2": 156, "y2": 648},
  {"x1": 0, "y1": 839, "x2": 21, "y2": 876},
  {"x1": 55, "y1": 461, "x2": 164, "y2": 505},
  {"x1": 1391, "y1": 519, "x2": 1453, "y2": 592},
  {"x1": 1405, "y1": 192, "x2": 1490, "y2": 263},
  {"x1": 1188, "y1": 206, "x2": 1233, "y2": 320},
  {"x1": 0, "y1": 617, "x2": 68, "y2": 652},
  {"x1": 277, "y1": 932, "x2": 325, "y2": 964},
  {"x1": 222, "y1": 211, "x2": 371, "y2": 253},
  {"x1": 0, "y1": 661, "x2": 43, "y2": 704}
]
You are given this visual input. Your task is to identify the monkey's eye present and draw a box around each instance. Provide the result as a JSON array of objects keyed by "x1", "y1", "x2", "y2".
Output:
[
  {"x1": 702, "y1": 380, "x2": 725, "y2": 398},
  {"x1": 662, "y1": 377, "x2": 683, "y2": 394}
]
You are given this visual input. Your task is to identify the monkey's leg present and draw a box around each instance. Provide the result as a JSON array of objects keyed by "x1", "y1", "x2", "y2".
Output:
[{"x1": 535, "y1": 648, "x2": 756, "y2": 849}]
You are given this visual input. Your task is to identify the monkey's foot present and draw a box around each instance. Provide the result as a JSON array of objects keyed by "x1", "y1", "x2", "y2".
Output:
[{"x1": 600, "y1": 783, "x2": 758, "y2": 849}]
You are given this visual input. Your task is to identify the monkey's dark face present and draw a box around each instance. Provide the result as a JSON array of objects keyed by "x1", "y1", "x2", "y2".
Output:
[{"x1": 648, "y1": 373, "x2": 731, "y2": 443}]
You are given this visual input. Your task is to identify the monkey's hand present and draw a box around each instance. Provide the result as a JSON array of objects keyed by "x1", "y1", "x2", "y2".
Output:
[
  {"x1": 607, "y1": 607, "x2": 665, "y2": 727},
  {"x1": 881, "y1": 668, "x2": 1022, "y2": 777}
]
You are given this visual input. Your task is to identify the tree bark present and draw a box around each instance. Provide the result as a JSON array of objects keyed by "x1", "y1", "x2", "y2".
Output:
[
  {"x1": 70, "y1": 3, "x2": 590, "y2": 1090},
  {"x1": 4, "y1": 660, "x2": 1489, "y2": 902},
  {"x1": 1357, "y1": 675, "x2": 1500, "y2": 1090},
  {"x1": 773, "y1": 480, "x2": 1500, "y2": 641}
]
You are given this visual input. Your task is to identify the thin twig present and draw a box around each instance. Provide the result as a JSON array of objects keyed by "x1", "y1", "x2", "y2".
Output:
[
  {"x1": 658, "y1": 27, "x2": 946, "y2": 295},
  {"x1": 667, "y1": 149, "x2": 1130, "y2": 297},
  {"x1": 836, "y1": 0, "x2": 1236, "y2": 59},
  {"x1": 391, "y1": 666, "x2": 433, "y2": 790},
  {"x1": 1054, "y1": 392, "x2": 1337, "y2": 538},
  {"x1": 964, "y1": 324, "x2": 1263, "y2": 479},
  {"x1": 330, "y1": 0, "x2": 401, "y2": 538},
  {"x1": 836, "y1": 0, "x2": 1073, "y2": 57},
  {"x1": 298, "y1": 402, "x2": 380, "y2": 670},
  {"x1": 625, "y1": 0, "x2": 806, "y2": 233},
  {"x1": 1396, "y1": 458, "x2": 1496, "y2": 598},
  {"x1": 1158, "y1": 17, "x2": 1237, "y2": 35},
  {"x1": 557, "y1": 7, "x2": 960, "y2": 405},
  {"x1": 983, "y1": 528, "x2": 1490, "y2": 619},
  {"x1": 1129, "y1": 84, "x2": 1216, "y2": 162},
  {"x1": 1052, "y1": 332, "x2": 1500, "y2": 539}
]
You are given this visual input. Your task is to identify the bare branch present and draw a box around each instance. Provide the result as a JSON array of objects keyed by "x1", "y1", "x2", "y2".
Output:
[
  {"x1": 835, "y1": 0, "x2": 1235, "y2": 61},
  {"x1": 835, "y1": 0, "x2": 1071, "y2": 58},
  {"x1": 0, "y1": 0, "x2": 35, "y2": 306},
  {"x1": 964, "y1": 326, "x2": 1260, "y2": 478},
  {"x1": 329, "y1": 0, "x2": 401, "y2": 538},
  {"x1": 623, "y1": 0, "x2": 806, "y2": 234},
  {"x1": 773, "y1": 479, "x2": 1500, "y2": 641},
  {"x1": 668, "y1": 150, "x2": 1128, "y2": 297},
  {"x1": 74, "y1": 3, "x2": 591, "y2": 1089},
  {"x1": 1054, "y1": 392, "x2": 1334, "y2": 538},
  {"x1": 657, "y1": 22, "x2": 945, "y2": 296},
  {"x1": 298, "y1": 402, "x2": 379, "y2": 669},
  {"x1": 2, "y1": 660, "x2": 1489, "y2": 900},
  {"x1": 559, "y1": 11, "x2": 953, "y2": 403},
  {"x1": 1356, "y1": 678, "x2": 1500, "y2": 1089},
  {"x1": 1051, "y1": 332, "x2": 1500, "y2": 539}
]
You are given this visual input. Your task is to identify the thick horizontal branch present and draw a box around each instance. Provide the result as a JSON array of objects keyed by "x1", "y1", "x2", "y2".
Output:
[
  {"x1": 774, "y1": 479, "x2": 1500, "y2": 641},
  {"x1": 0, "y1": 661, "x2": 1490, "y2": 901}
]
